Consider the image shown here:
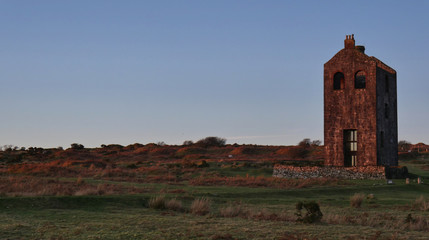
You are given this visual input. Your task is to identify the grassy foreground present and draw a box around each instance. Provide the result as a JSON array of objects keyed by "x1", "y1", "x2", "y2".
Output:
[
  {"x1": 1, "y1": 178, "x2": 429, "y2": 240},
  {"x1": 1, "y1": 151, "x2": 429, "y2": 239}
]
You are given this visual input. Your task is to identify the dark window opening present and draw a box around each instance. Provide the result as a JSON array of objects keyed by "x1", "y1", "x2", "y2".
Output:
[
  {"x1": 380, "y1": 131, "x2": 384, "y2": 148},
  {"x1": 333, "y1": 72, "x2": 345, "y2": 90},
  {"x1": 344, "y1": 130, "x2": 357, "y2": 167},
  {"x1": 355, "y1": 71, "x2": 366, "y2": 89},
  {"x1": 385, "y1": 74, "x2": 389, "y2": 93},
  {"x1": 385, "y1": 103, "x2": 389, "y2": 119}
]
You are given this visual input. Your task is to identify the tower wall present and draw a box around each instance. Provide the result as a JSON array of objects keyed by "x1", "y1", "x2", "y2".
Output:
[
  {"x1": 376, "y1": 67, "x2": 398, "y2": 166},
  {"x1": 324, "y1": 35, "x2": 397, "y2": 167}
]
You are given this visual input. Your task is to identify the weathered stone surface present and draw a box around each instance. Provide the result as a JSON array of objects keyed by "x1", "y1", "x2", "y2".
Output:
[
  {"x1": 273, "y1": 164, "x2": 385, "y2": 180},
  {"x1": 324, "y1": 35, "x2": 398, "y2": 167}
]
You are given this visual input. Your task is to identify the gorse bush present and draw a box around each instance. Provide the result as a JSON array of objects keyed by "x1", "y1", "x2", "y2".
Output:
[
  {"x1": 350, "y1": 193, "x2": 366, "y2": 208},
  {"x1": 295, "y1": 201, "x2": 323, "y2": 223}
]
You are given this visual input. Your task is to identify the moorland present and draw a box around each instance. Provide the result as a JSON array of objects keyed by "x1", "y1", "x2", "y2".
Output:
[{"x1": 1, "y1": 137, "x2": 428, "y2": 240}]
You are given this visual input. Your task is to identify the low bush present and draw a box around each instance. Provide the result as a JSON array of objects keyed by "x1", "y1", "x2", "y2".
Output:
[{"x1": 295, "y1": 201, "x2": 323, "y2": 223}]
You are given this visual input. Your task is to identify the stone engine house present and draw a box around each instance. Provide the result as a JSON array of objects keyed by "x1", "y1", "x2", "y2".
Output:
[{"x1": 324, "y1": 35, "x2": 398, "y2": 167}]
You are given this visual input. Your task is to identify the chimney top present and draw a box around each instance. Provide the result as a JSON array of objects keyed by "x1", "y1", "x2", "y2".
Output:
[
  {"x1": 344, "y1": 34, "x2": 355, "y2": 49},
  {"x1": 355, "y1": 45, "x2": 365, "y2": 53}
]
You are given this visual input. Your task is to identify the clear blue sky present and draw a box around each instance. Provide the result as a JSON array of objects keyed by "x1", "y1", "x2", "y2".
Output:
[{"x1": 1, "y1": 0, "x2": 428, "y2": 148}]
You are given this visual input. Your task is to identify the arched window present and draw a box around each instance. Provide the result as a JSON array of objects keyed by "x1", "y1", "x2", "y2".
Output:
[
  {"x1": 355, "y1": 71, "x2": 366, "y2": 89},
  {"x1": 333, "y1": 72, "x2": 344, "y2": 90}
]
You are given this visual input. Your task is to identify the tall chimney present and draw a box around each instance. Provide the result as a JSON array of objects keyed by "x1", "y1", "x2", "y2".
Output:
[{"x1": 344, "y1": 34, "x2": 355, "y2": 49}]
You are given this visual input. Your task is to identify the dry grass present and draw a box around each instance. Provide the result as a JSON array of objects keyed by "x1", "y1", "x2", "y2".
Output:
[
  {"x1": 165, "y1": 198, "x2": 183, "y2": 212},
  {"x1": 0, "y1": 176, "x2": 146, "y2": 197},
  {"x1": 189, "y1": 175, "x2": 343, "y2": 189},
  {"x1": 247, "y1": 208, "x2": 279, "y2": 221},
  {"x1": 324, "y1": 212, "x2": 429, "y2": 232},
  {"x1": 219, "y1": 203, "x2": 247, "y2": 218},
  {"x1": 76, "y1": 176, "x2": 84, "y2": 185},
  {"x1": 350, "y1": 193, "x2": 366, "y2": 208},
  {"x1": 148, "y1": 195, "x2": 166, "y2": 210},
  {"x1": 412, "y1": 195, "x2": 429, "y2": 211},
  {"x1": 73, "y1": 184, "x2": 115, "y2": 196},
  {"x1": 210, "y1": 233, "x2": 234, "y2": 240},
  {"x1": 190, "y1": 198, "x2": 211, "y2": 215}
]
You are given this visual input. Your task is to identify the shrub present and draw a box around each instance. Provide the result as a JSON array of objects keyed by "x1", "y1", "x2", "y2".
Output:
[
  {"x1": 288, "y1": 146, "x2": 310, "y2": 159},
  {"x1": 298, "y1": 138, "x2": 312, "y2": 148},
  {"x1": 175, "y1": 147, "x2": 206, "y2": 158},
  {"x1": 295, "y1": 201, "x2": 323, "y2": 223},
  {"x1": 350, "y1": 193, "x2": 366, "y2": 208},
  {"x1": 149, "y1": 195, "x2": 166, "y2": 209},
  {"x1": 230, "y1": 146, "x2": 260, "y2": 155},
  {"x1": 70, "y1": 143, "x2": 84, "y2": 150},
  {"x1": 398, "y1": 140, "x2": 412, "y2": 152},
  {"x1": 183, "y1": 140, "x2": 194, "y2": 146},
  {"x1": 190, "y1": 198, "x2": 211, "y2": 215},
  {"x1": 195, "y1": 136, "x2": 226, "y2": 148},
  {"x1": 165, "y1": 198, "x2": 183, "y2": 212},
  {"x1": 197, "y1": 160, "x2": 210, "y2": 168},
  {"x1": 149, "y1": 147, "x2": 175, "y2": 155}
]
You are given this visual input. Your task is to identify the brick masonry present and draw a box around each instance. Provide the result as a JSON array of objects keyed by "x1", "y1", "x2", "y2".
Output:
[{"x1": 324, "y1": 35, "x2": 398, "y2": 167}]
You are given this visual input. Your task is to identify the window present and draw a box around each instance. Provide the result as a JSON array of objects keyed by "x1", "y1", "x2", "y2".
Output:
[
  {"x1": 385, "y1": 103, "x2": 389, "y2": 119},
  {"x1": 344, "y1": 130, "x2": 357, "y2": 167},
  {"x1": 355, "y1": 71, "x2": 366, "y2": 89},
  {"x1": 380, "y1": 131, "x2": 385, "y2": 148},
  {"x1": 385, "y1": 74, "x2": 389, "y2": 93},
  {"x1": 333, "y1": 72, "x2": 345, "y2": 90}
]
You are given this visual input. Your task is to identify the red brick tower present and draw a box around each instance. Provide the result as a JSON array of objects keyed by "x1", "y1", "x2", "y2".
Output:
[{"x1": 324, "y1": 35, "x2": 398, "y2": 167}]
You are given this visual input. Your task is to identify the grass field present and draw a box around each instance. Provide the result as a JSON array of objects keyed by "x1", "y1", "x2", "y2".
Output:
[{"x1": 1, "y1": 146, "x2": 429, "y2": 239}]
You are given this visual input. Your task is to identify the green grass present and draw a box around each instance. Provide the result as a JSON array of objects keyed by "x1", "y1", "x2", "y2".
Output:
[
  {"x1": 2, "y1": 179, "x2": 429, "y2": 239},
  {"x1": 5, "y1": 206, "x2": 423, "y2": 240},
  {"x1": 1, "y1": 158, "x2": 429, "y2": 239}
]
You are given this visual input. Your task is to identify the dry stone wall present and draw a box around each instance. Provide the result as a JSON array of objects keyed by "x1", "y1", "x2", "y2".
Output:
[{"x1": 273, "y1": 165, "x2": 385, "y2": 180}]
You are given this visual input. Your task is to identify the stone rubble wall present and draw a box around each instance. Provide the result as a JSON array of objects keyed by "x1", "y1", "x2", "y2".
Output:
[{"x1": 273, "y1": 165, "x2": 385, "y2": 180}]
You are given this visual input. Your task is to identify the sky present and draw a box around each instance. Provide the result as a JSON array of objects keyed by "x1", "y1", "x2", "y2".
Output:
[{"x1": 1, "y1": 0, "x2": 428, "y2": 148}]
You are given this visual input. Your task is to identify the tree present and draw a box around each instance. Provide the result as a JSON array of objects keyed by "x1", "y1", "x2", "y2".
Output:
[
  {"x1": 71, "y1": 143, "x2": 84, "y2": 150},
  {"x1": 196, "y1": 137, "x2": 226, "y2": 148},
  {"x1": 398, "y1": 140, "x2": 412, "y2": 152},
  {"x1": 311, "y1": 140, "x2": 322, "y2": 146},
  {"x1": 183, "y1": 140, "x2": 194, "y2": 146},
  {"x1": 298, "y1": 139, "x2": 311, "y2": 148},
  {"x1": 157, "y1": 141, "x2": 166, "y2": 146}
]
